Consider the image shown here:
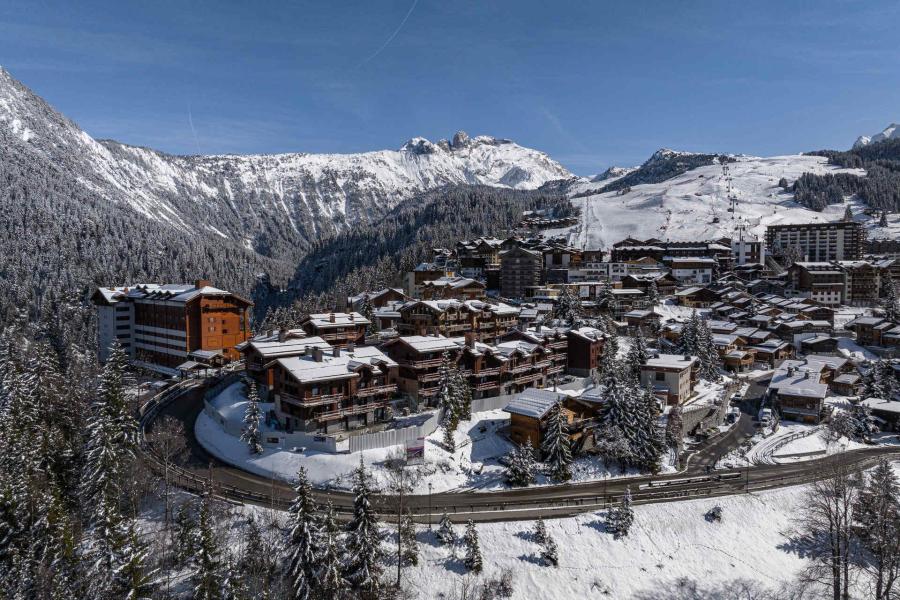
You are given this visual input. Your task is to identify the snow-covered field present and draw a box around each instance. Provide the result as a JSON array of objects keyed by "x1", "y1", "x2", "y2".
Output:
[
  {"x1": 197, "y1": 382, "x2": 672, "y2": 493},
  {"x1": 543, "y1": 154, "x2": 900, "y2": 249}
]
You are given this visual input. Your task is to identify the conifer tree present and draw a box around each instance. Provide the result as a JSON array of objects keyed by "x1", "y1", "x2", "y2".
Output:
[
  {"x1": 344, "y1": 459, "x2": 384, "y2": 596},
  {"x1": 533, "y1": 517, "x2": 547, "y2": 545},
  {"x1": 174, "y1": 502, "x2": 197, "y2": 566},
  {"x1": 880, "y1": 210, "x2": 889, "y2": 228},
  {"x1": 241, "y1": 381, "x2": 264, "y2": 455},
  {"x1": 222, "y1": 557, "x2": 249, "y2": 600},
  {"x1": 553, "y1": 286, "x2": 581, "y2": 326},
  {"x1": 843, "y1": 204, "x2": 853, "y2": 222},
  {"x1": 540, "y1": 534, "x2": 559, "y2": 567},
  {"x1": 463, "y1": 520, "x2": 483, "y2": 573},
  {"x1": 118, "y1": 519, "x2": 156, "y2": 600},
  {"x1": 853, "y1": 458, "x2": 900, "y2": 600},
  {"x1": 314, "y1": 502, "x2": 349, "y2": 599},
  {"x1": 606, "y1": 488, "x2": 635, "y2": 539},
  {"x1": 360, "y1": 297, "x2": 379, "y2": 337},
  {"x1": 503, "y1": 439, "x2": 537, "y2": 487},
  {"x1": 437, "y1": 514, "x2": 455, "y2": 546},
  {"x1": 665, "y1": 405, "x2": 684, "y2": 465},
  {"x1": 399, "y1": 512, "x2": 419, "y2": 566},
  {"x1": 883, "y1": 279, "x2": 899, "y2": 322},
  {"x1": 625, "y1": 333, "x2": 648, "y2": 382},
  {"x1": 647, "y1": 279, "x2": 659, "y2": 306},
  {"x1": 696, "y1": 320, "x2": 721, "y2": 382},
  {"x1": 287, "y1": 467, "x2": 320, "y2": 600},
  {"x1": 542, "y1": 401, "x2": 572, "y2": 482},
  {"x1": 680, "y1": 311, "x2": 700, "y2": 356},
  {"x1": 192, "y1": 490, "x2": 223, "y2": 600}
]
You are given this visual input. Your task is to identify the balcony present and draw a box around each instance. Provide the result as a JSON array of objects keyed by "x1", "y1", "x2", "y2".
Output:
[
  {"x1": 508, "y1": 364, "x2": 535, "y2": 375},
  {"x1": 534, "y1": 360, "x2": 551, "y2": 369},
  {"x1": 316, "y1": 400, "x2": 386, "y2": 422},
  {"x1": 419, "y1": 372, "x2": 442, "y2": 383},
  {"x1": 513, "y1": 373, "x2": 543, "y2": 386},
  {"x1": 547, "y1": 365, "x2": 565, "y2": 375},
  {"x1": 355, "y1": 383, "x2": 397, "y2": 398},
  {"x1": 549, "y1": 341, "x2": 567, "y2": 350},
  {"x1": 474, "y1": 381, "x2": 501, "y2": 391},
  {"x1": 400, "y1": 357, "x2": 444, "y2": 369},
  {"x1": 280, "y1": 391, "x2": 344, "y2": 408},
  {"x1": 472, "y1": 367, "x2": 501, "y2": 377}
]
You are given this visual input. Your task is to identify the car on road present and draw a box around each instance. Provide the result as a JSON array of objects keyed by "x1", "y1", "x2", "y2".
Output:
[{"x1": 758, "y1": 407, "x2": 773, "y2": 426}]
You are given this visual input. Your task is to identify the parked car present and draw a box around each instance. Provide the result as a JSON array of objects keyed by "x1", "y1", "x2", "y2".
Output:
[{"x1": 758, "y1": 407, "x2": 773, "y2": 426}]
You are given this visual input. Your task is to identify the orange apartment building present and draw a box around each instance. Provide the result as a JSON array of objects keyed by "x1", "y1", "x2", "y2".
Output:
[{"x1": 93, "y1": 280, "x2": 252, "y2": 373}]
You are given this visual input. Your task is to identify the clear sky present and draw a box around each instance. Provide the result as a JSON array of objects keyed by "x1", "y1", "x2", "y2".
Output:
[{"x1": 2, "y1": 1, "x2": 898, "y2": 174}]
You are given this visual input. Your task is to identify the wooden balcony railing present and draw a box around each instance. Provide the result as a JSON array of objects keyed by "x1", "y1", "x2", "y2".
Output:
[
  {"x1": 474, "y1": 381, "x2": 501, "y2": 391},
  {"x1": 355, "y1": 383, "x2": 397, "y2": 398},
  {"x1": 280, "y1": 392, "x2": 344, "y2": 408},
  {"x1": 399, "y1": 357, "x2": 444, "y2": 369},
  {"x1": 316, "y1": 400, "x2": 386, "y2": 422},
  {"x1": 513, "y1": 373, "x2": 543, "y2": 386}
]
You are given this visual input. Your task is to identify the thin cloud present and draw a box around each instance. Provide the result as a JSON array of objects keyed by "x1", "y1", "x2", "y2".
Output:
[{"x1": 356, "y1": 0, "x2": 418, "y2": 68}]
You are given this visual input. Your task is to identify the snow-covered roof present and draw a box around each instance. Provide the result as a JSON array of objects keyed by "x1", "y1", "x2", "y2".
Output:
[
  {"x1": 643, "y1": 354, "x2": 697, "y2": 370},
  {"x1": 95, "y1": 282, "x2": 250, "y2": 305},
  {"x1": 503, "y1": 388, "x2": 567, "y2": 418},
  {"x1": 276, "y1": 346, "x2": 397, "y2": 384},
  {"x1": 393, "y1": 335, "x2": 462, "y2": 354},
  {"x1": 305, "y1": 312, "x2": 370, "y2": 329},
  {"x1": 245, "y1": 335, "x2": 331, "y2": 359},
  {"x1": 861, "y1": 398, "x2": 900, "y2": 415}
]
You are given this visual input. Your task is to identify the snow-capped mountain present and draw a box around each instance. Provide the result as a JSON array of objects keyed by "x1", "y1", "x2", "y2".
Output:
[
  {"x1": 853, "y1": 122, "x2": 900, "y2": 149},
  {"x1": 0, "y1": 67, "x2": 570, "y2": 257}
]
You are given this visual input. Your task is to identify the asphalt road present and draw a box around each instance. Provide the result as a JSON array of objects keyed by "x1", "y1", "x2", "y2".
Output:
[{"x1": 141, "y1": 379, "x2": 900, "y2": 523}]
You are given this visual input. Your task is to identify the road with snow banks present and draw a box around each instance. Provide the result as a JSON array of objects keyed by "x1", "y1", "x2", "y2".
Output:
[{"x1": 140, "y1": 377, "x2": 900, "y2": 523}]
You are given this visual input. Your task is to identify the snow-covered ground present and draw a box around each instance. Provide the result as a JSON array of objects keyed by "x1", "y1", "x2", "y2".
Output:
[
  {"x1": 543, "y1": 154, "x2": 891, "y2": 249},
  {"x1": 197, "y1": 380, "x2": 674, "y2": 493}
]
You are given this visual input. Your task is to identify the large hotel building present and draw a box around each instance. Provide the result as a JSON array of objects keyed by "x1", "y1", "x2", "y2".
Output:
[
  {"x1": 765, "y1": 221, "x2": 864, "y2": 262},
  {"x1": 92, "y1": 280, "x2": 252, "y2": 373}
]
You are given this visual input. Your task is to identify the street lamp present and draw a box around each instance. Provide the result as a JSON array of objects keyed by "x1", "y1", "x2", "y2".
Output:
[{"x1": 428, "y1": 482, "x2": 433, "y2": 530}]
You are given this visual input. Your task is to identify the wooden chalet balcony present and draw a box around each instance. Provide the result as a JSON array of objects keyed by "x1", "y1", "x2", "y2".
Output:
[
  {"x1": 355, "y1": 383, "x2": 397, "y2": 398},
  {"x1": 316, "y1": 400, "x2": 386, "y2": 422},
  {"x1": 418, "y1": 372, "x2": 442, "y2": 383},
  {"x1": 319, "y1": 332, "x2": 351, "y2": 342},
  {"x1": 471, "y1": 367, "x2": 501, "y2": 377},
  {"x1": 474, "y1": 380, "x2": 501, "y2": 391},
  {"x1": 534, "y1": 360, "x2": 551, "y2": 369},
  {"x1": 246, "y1": 359, "x2": 264, "y2": 371},
  {"x1": 549, "y1": 341, "x2": 567, "y2": 350},
  {"x1": 399, "y1": 357, "x2": 444, "y2": 369},
  {"x1": 508, "y1": 363, "x2": 536, "y2": 375},
  {"x1": 280, "y1": 392, "x2": 345, "y2": 408},
  {"x1": 547, "y1": 365, "x2": 565, "y2": 375},
  {"x1": 445, "y1": 323, "x2": 471, "y2": 332},
  {"x1": 512, "y1": 373, "x2": 543, "y2": 386}
]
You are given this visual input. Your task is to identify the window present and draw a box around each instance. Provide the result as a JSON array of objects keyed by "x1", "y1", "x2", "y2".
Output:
[{"x1": 655, "y1": 372, "x2": 665, "y2": 382}]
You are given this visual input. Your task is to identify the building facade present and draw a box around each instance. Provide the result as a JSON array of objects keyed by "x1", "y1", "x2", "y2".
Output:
[{"x1": 766, "y1": 221, "x2": 864, "y2": 262}]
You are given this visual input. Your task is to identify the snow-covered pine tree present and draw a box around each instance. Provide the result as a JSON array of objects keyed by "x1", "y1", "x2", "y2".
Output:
[
  {"x1": 174, "y1": 502, "x2": 197, "y2": 566},
  {"x1": 287, "y1": 466, "x2": 320, "y2": 600},
  {"x1": 454, "y1": 367, "x2": 473, "y2": 421},
  {"x1": 439, "y1": 351, "x2": 461, "y2": 450},
  {"x1": 541, "y1": 401, "x2": 572, "y2": 482},
  {"x1": 503, "y1": 439, "x2": 537, "y2": 487},
  {"x1": 665, "y1": 405, "x2": 684, "y2": 463},
  {"x1": 437, "y1": 513, "x2": 455, "y2": 546},
  {"x1": 533, "y1": 517, "x2": 547, "y2": 545},
  {"x1": 598, "y1": 334, "x2": 620, "y2": 380},
  {"x1": 192, "y1": 489, "x2": 223, "y2": 600},
  {"x1": 864, "y1": 360, "x2": 900, "y2": 400},
  {"x1": 606, "y1": 488, "x2": 635, "y2": 540},
  {"x1": 540, "y1": 534, "x2": 559, "y2": 567},
  {"x1": 696, "y1": 321, "x2": 721, "y2": 382},
  {"x1": 240, "y1": 381, "x2": 264, "y2": 455},
  {"x1": 361, "y1": 297, "x2": 379, "y2": 337},
  {"x1": 553, "y1": 286, "x2": 581, "y2": 327},
  {"x1": 222, "y1": 556, "x2": 250, "y2": 600},
  {"x1": 463, "y1": 520, "x2": 483, "y2": 573},
  {"x1": 314, "y1": 502, "x2": 349, "y2": 599},
  {"x1": 118, "y1": 518, "x2": 156, "y2": 600},
  {"x1": 399, "y1": 512, "x2": 419, "y2": 566},
  {"x1": 600, "y1": 375, "x2": 640, "y2": 452},
  {"x1": 344, "y1": 458, "x2": 385, "y2": 596},
  {"x1": 880, "y1": 210, "x2": 889, "y2": 228},
  {"x1": 625, "y1": 333, "x2": 648, "y2": 382},
  {"x1": 647, "y1": 279, "x2": 659, "y2": 306},
  {"x1": 680, "y1": 311, "x2": 700, "y2": 356},
  {"x1": 631, "y1": 383, "x2": 666, "y2": 473},
  {"x1": 852, "y1": 458, "x2": 900, "y2": 600},
  {"x1": 843, "y1": 204, "x2": 853, "y2": 222},
  {"x1": 594, "y1": 423, "x2": 632, "y2": 474},
  {"x1": 883, "y1": 279, "x2": 900, "y2": 322}
]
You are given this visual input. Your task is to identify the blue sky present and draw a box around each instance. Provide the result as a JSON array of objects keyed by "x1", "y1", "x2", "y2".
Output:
[{"x1": 2, "y1": 1, "x2": 898, "y2": 174}]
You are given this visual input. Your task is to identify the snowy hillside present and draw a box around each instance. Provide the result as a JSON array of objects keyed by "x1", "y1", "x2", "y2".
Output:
[
  {"x1": 552, "y1": 154, "x2": 878, "y2": 249},
  {"x1": 0, "y1": 67, "x2": 570, "y2": 254},
  {"x1": 853, "y1": 122, "x2": 900, "y2": 149}
]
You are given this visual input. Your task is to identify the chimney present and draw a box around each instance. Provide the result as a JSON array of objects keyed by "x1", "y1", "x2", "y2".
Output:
[
  {"x1": 683, "y1": 354, "x2": 690, "y2": 361},
  {"x1": 195, "y1": 279, "x2": 211, "y2": 289},
  {"x1": 333, "y1": 346, "x2": 341, "y2": 358},
  {"x1": 464, "y1": 332, "x2": 476, "y2": 349},
  {"x1": 278, "y1": 329, "x2": 287, "y2": 343},
  {"x1": 804, "y1": 371, "x2": 810, "y2": 379},
  {"x1": 313, "y1": 347, "x2": 324, "y2": 362},
  {"x1": 329, "y1": 313, "x2": 335, "y2": 323},
  {"x1": 304, "y1": 345, "x2": 311, "y2": 356},
  {"x1": 349, "y1": 313, "x2": 355, "y2": 321}
]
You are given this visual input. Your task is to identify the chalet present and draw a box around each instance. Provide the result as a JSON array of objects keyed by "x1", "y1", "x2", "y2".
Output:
[
  {"x1": 381, "y1": 335, "x2": 461, "y2": 403},
  {"x1": 767, "y1": 361, "x2": 828, "y2": 424},
  {"x1": 239, "y1": 329, "x2": 331, "y2": 397},
  {"x1": 503, "y1": 326, "x2": 569, "y2": 379},
  {"x1": 420, "y1": 276, "x2": 486, "y2": 301},
  {"x1": 504, "y1": 388, "x2": 572, "y2": 450},
  {"x1": 786, "y1": 262, "x2": 847, "y2": 306},
  {"x1": 493, "y1": 340, "x2": 552, "y2": 394},
  {"x1": 608, "y1": 288, "x2": 649, "y2": 317},
  {"x1": 396, "y1": 300, "x2": 475, "y2": 339},
  {"x1": 301, "y1": 312, "x2": 370, "y2": 349},
  {"x1": 665, "y1": 257, "x2": 717, "y2": 285},
  {"x1": 838, "y1": 260, "x2": 881, "y2": 306},
  {"x1": 845, "y1": 316, "x2": 900, "y2": 347},
  {"x1": 831, "y1": 373, "x2": 861, "y2": 396},
  {"x1": 347, "y1": 288, "x2": 409, "y2": 311},
  {"x1": 92, "y1": 280, "x2": 253, "y2": 373},
  {"x1": 747, "y1": 339, "x2": 795, "y2": 367},
  {"x1": 800, "y1": 335, "x2": 840, "y2": 356},
  {"x1": 566, "y1": 327, "x2": 605, "y2": 377},
  {"x1": 674, "y1": 286, "x2": 720, "y2": 308},
  {"x1": 723, "y1": 349, "x2": 756, "y2": 373},
  {"x1": 640, "y1": 354, "x2": 699, "y2": 405},
  {"x1": 620, "y1": 273, "x2": 678, "y2": 298},
  {"x1": 406, "y1": 262, "x2": 456, "y2": 297},
  {"x1": 500, "y1": 246, "x2": 544, "y2": 299},
  {"x1": 861, "y1": 398, "x2": 900, "y2": 431},
  {"x1": 271, "y1": 345, "x2": 398, "y2": 433},
  {"x1": 622, "y1": 309, "x2": 660, "y2": 333}
]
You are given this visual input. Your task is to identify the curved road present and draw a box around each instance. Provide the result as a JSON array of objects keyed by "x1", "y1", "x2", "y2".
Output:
[{"x1": 141, "y1": 378, "x2": 900, "y2": 523}]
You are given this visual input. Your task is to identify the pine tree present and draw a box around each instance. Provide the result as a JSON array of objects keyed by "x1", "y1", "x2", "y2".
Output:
[
  {"x1": 463, "y1": 520, "x2": 483, "y2": 573},
  {"x1": 696, "y1": 320, "x2": 721, "y2": 382},
  {"x1": 399, "y1": 513, "x2": 419, "y2": 566},
  {"x1": 853, "y1": 458, "x2": 900, "y2": 600},
  {"x1": 454, "y1": 368, "x2": 472, "y2": 421},
  {"x1": 864, "y1": 360, "x2": 900, "y2": 400},
  {"x1": 880, "y1": 210, "x2": 889, "y2": 228},
  {"x1": 503, "y1": 439, "x2": 537, "y2": 487},
  {"x1": 360, "y1": 297, "x2": 379, "y2": 337},
  {"x1": 553, "y1": 286, "x2": 581, "y2": 327},
  {"x1": 647, "y1": 279, "x2": 659, "y2": 306},
  {"x1": 222, "y1": 557, "x2": 249, "y2": 600},
  {"x1": 314, "y1": 502, "x2": 349, "y2": 599},
  {"x1": 118, "y1": 519, "x2": 155, "y2": 600},
  {"x1": 599, "y1": 334, "x2": 620, "y2": 380},
  {"x1": 680, "y1": 311, "x2": 700, "y2": 356},
  {"x1": 192, "y1": 491, "x2": 223, "y2": 600},
  {"x1": 606, "y1": 489, "x2": 635, "y2": 540},
  {"x1": 540, "y1": 534, "x2": 559, "y2": 567},
  {"x1": 843, "y1": 204, "x2": 853, "y2": 222},
  {"x1": 883, "y1": 279, "x2": 899, "y2": 322},
  {"x1": 665, "y1": 405, "x2": 684, "y2": 464},
  {"x1": 437, "y1": 514, "x2": 455, "y2": 546},
  {"x1": 541, "y1": 401, "x2": 572, "y2": 482},
  {"x1": 625, "y1": 333, "x2": 648, "y2": 382},
  {"x1": 632, "y1": 383, "x2": 666, "y2": 473},
  {"x1": 174, "y1": 502, "x2": 197, "y2": 566},
  {"x1": 240, "y1": 381, "x2": 264, "y2": 455},
  {"x1": 533, "y1": 517, "x2": 547, "y2": 545},
  {"x1": 344, "y1": 459, "x2": 384, "y2": 596},
  {"x1": 287, "y1": 467, "x2": 320, "y2": 600}
]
